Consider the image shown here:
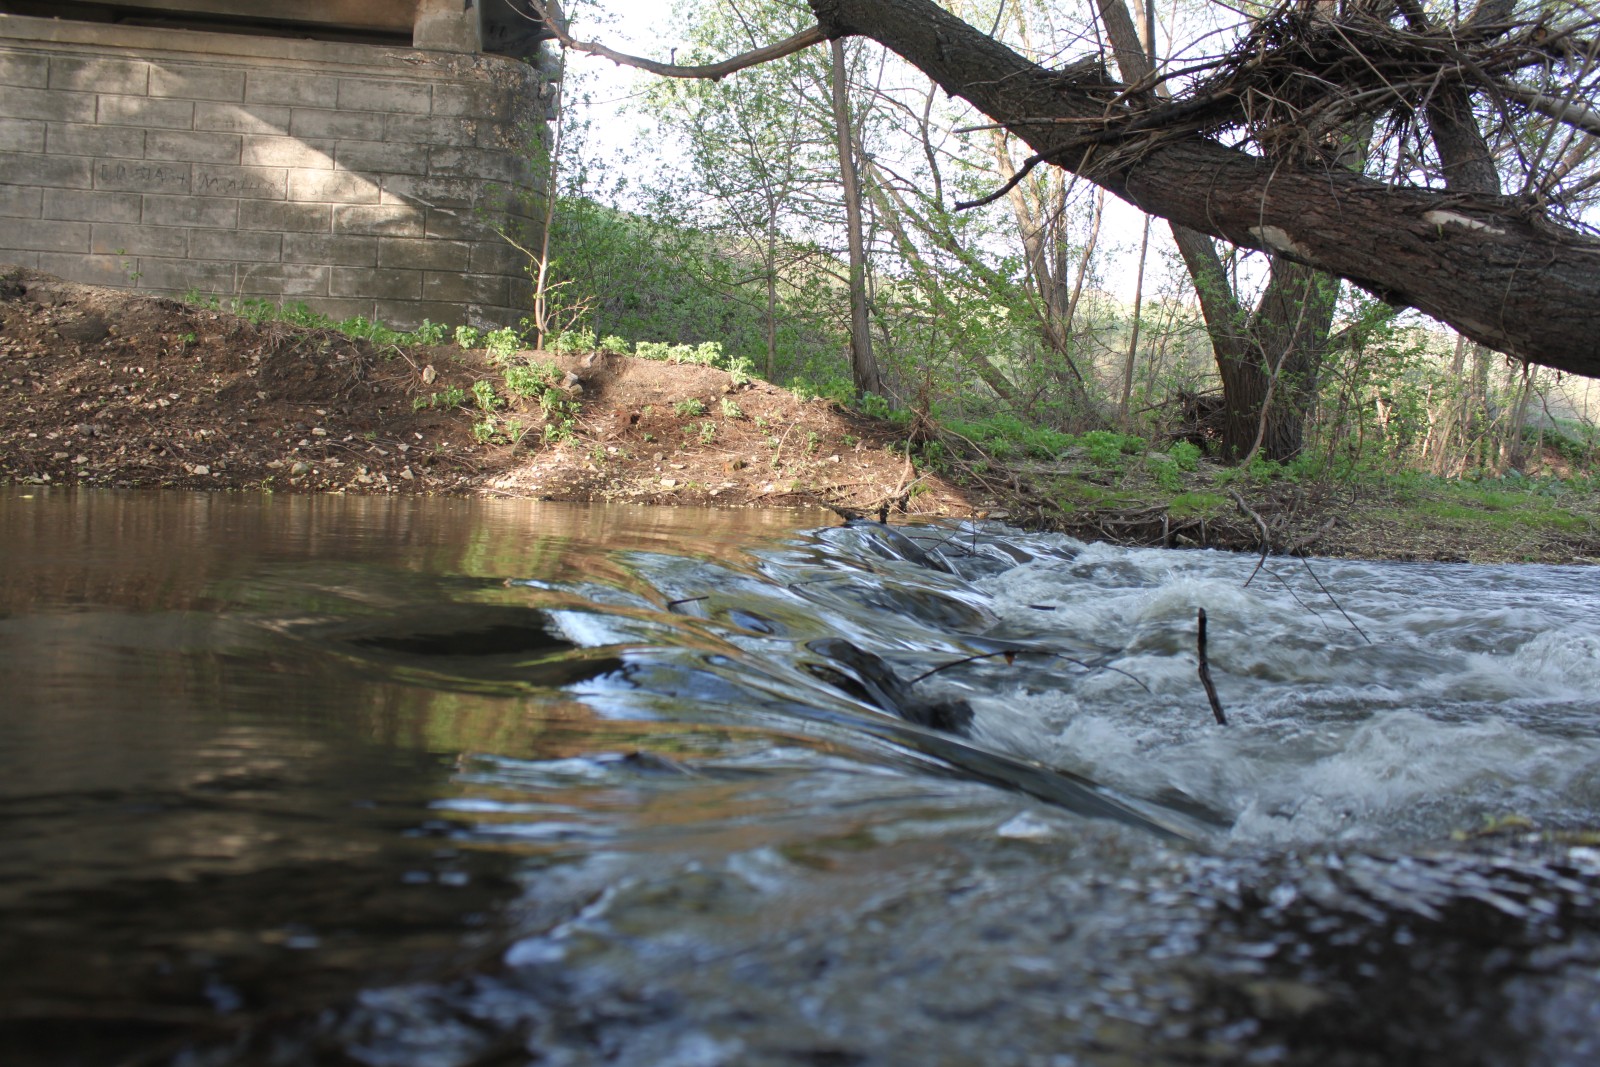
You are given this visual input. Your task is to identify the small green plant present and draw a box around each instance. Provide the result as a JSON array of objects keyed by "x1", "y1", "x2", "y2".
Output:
[
  {"x1": 857, "y1": 392, "x2": 893, "y2": 420},
  {"x1": 410, "y1": 319, "x2": 447, "y2": 345},
  {"x1": 472, "y1": 379, "x2": 503, "y2": 412},
  {"x1": 674, "y1": 398, "x2": 705, "y2": 417},
  {"x1": 754, "y1": 415, "x2": 770, "y2": 430},
  {"x1": 599, "y1": 335, "x2": 630, "y2": 355},
  {"x1": 549, "y1": 327, "x2": 597, "y2": 354},
  {"x1": 483, "y1": 327, "x2": 522, "y2": 361},
  {"x1": 439, "y1": 385, "x2": 468, "y2": 408},
  {"x1": 806, "y1": 430, "x2": 820, "y2": 453},
  {"x1": 789, "y1": 376, "x2": 855, "y2": 407},
  {"x1": 504, "y1": 419, "x2": 528, "y2": 445},
  {"x1": 720, "y1": 397, "x2": 743, "y2": 419},
  {"x1": 504, "y1": 360, "x2": 557, "y2": 399},
  {"x1": 724, "y1": 355, "x2": 755, "y2": 386},
  {"x1": 543, "y1": 418, "x2": 575, "y2": 444},
  {"x1": 455, "y1": 325, "x2": 483, "y2": 349},
  {"x1": 1081, "y1": 429, "x2": 1144, "y2": 467},
  {"x1": 698, "y1": 420, "x2": 717, "y2": 443},
  {"x1": 471, "y1": 417, "x2": 498, "y2": 443},
  {"x1": 1166, "y1": 440, "x2": 1203, "y2": 471}
]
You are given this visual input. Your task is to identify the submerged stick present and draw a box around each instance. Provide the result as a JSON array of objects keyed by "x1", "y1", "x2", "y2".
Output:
[{"x1": 1197, "y1": 607, "x2": 1228, "y2": 726}]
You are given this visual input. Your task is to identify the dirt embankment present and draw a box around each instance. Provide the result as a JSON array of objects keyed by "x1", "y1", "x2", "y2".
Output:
[
  {"x1": 4, "y1": 265, "x2": 1597, "y2": 564},
  {"x1": 0, "y1": 267, "x2": 970, "y2": 517}
]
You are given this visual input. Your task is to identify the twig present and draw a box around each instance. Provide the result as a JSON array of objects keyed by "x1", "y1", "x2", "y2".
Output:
[
  {"x1": 1197, "y1": 608, "x2": 1228, "y2": 726},
  {"x1": 1298, "y1": 555, "x2": 1373, "y2": 644},
  {"x1": 1228, "y1": 488, "x2": 1272, "y2": 586}
]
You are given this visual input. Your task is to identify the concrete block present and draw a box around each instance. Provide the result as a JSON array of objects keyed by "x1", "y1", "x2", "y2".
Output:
[
  {"x1": 0, "y1": 87, "x2": 95, "y2": 124},
  {"x1": 1, "y1": 251, "x2": 40, "y2": 270},
  {"x1": 375, "y1": 299, "x2": 471, "y2": 332},
  {"x1": 238, "y1": 200, "x2": 332, "y2": 233},
  {"x1": 3, "y1": 151, "x2": 93, "y2": 189},
  {"x1": 194, "y1": 164, "x2": 287, "y2": 200},
  {"x1": 0, "y1": 217, "x2": 90, "y2": 252},
  {"x1": 146, "y1": 129, "x2": 242, "y2": 164},
  {"x1": 386, "y1": 114, "x2": 478, "y2": 147},
  {"x1": 282, "y1": 232, "x2": 378, "y2": 266},
  {"x1": 237, "y1": 262, "x2": 329, "y2": 296},
  {"x1": 46, "y1": 122, "x2": 146, "y2": 159},
  {"x1": 141, "y1": 193, "x2": 238, "y2": 229},
  {"x1": 477, "y1": 121, "x2": 541, "y2": 151},
  {"x1": 189, "y1": 229, "x2": 283, "y2": 262},
  {"x1": 288, "y1": 168, "x2": 382, "y2": 204},
  {"x1": 0, "y1": 52, "x2": 49, "y2": 89},
  {"x1": 423, "y1": 271, "x2": 508, "y2": 306},
  {"x1": 42, "y1": 189, "x2": 144, "y2": 223},
  {"x1": 338, "y1": 78, "x2": 431, "y2": 115},
  {"x1": 335, "y1": 140, "x2": 429, "y2": 176},
  {"x1": 377, "y1": 237, "x2": 469, "y2": 271},
  {"x1": 193, "y1": 102, "x2": 290, "y2": 135},
  {"x1": 431, "y1": 84, "x2": 501, "y2": 119},
  {"x1": 90, "y1": 223, "x2": 187, "y2": 258},
  {"x1": 50, "y1": 56, "x2": 149, "y2": 95},
  {"x1": 423, "y1": 206, "x2": 492, "y2": 240},
  {"x1": 333, "y1": 204, "x2": 425, "y2": 237},
  {"x1": 289, "y1": 108, "x2": 385, "y2": 142},
  {"x1": 97, "y1": 95, "x2": 195, "y2": 131},
  {"x1": 37, "y1": 252, "x2": 128, "y2": 287},
  {"x1": 380, "y1": 174, "x2": 477, "y2": 208},
  {"x1": 0, "y1": 185, "x2": 43, "y2": 219},
  {"x1": 428, "y1": 146, "x2": 525, "y2": 183},
  {"x1": 282, "y1": 296, "x2": 370, "y2": 321},
  {"x1": 471, "y1": 304, "x2": 526, "y2": 330},
  {"x1": 245, "y1": 70, "x2": 339, "y2": 108},
  {"x1": 133, "y1": 258, "x2": 237, "y2": 294},
  {"x1": 0, "y1": 118, "x2": 45, "y2": 153},
  {"x1": 331, "y1": 266, "x2": 422, "y2": 300},
  {"x1": 468, "y1": 239, "x2": 526, "y2": 276},
  {"x1": 149, "y1": 64, "x2": 246, "y2": 102},
  {"x1": 94, "y1": 159, "x2": 192, "y2": 195},
  {"x1": 241, "y1": 135, "x2": 333, "y2": 169}
]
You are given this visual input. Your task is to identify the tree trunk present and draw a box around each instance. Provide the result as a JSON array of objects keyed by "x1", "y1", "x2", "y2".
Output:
[
  {"x1": 805, "y1": 0, "x2": 1600, "y2": 373},
  {"x1": 829, "y1": 37, "x2": 882, "y2": 397}
]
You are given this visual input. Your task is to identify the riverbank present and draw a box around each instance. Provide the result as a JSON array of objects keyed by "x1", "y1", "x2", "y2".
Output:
[{"x1": 3, "y1": 265, "x2": 1597, "y2": 564}]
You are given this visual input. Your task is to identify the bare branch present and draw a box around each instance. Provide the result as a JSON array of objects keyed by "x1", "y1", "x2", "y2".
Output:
[
  {"x1": 526, "y1": 0, "x2": 826, "y2": 81},
  {"x1": 1499, "y1": 83, "x2": 1600, "y2": 139}
]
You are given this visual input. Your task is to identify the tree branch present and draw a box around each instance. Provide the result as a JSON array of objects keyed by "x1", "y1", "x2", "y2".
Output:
[{"x1": 526, "y1": 0, "x2": 826, "y2": 81}]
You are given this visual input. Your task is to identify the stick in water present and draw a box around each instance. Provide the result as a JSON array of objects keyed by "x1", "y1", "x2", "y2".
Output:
[{"x1": 1197, "y1": 608, "x2": 1227, "y2": 726}]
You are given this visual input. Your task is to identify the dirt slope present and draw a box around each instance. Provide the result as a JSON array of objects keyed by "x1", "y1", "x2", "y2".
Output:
[{"x1": 0, "y1": 266, "x2": 973, "y2": 518}]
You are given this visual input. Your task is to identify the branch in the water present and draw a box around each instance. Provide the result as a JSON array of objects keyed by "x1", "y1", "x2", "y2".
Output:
[
  {"x1": 1197, "y1": 607, "x2": 1228, "y2": 726},
  {"x1": 1298, "y1": 555, "x2": 1373, "y2": 644},
  {"x1": 1229, "y1": 489, "x2": 1271, "y2": 587},
  {"x1": 526, "y1": 0, "x2": 826, "y2": 81}
]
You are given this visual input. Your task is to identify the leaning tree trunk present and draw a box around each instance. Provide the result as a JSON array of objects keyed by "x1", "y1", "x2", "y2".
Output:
[{"x1": 805, "y1": 0, "x2": 1600, "y2": 375}]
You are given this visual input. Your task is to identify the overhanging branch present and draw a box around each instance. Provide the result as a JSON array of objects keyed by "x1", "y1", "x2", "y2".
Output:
[{"x1": 525, "y1": 0, "x2": 826, "y2": 80}]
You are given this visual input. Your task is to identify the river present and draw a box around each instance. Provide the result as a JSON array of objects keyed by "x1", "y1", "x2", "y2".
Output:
[{"x1": 3, "y1": 489, "x2": 1599, "y2": 1066}]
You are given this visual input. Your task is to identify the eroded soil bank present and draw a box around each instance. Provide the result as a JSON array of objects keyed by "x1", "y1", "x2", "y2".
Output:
[{"x1": 3, "y1": 266, "x2": 1597, "y2": 564}]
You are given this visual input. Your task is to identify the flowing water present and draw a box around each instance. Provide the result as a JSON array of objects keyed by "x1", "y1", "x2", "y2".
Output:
[{"x1": 4, "y1": 489, "x2": 1600, "y2": 1066}]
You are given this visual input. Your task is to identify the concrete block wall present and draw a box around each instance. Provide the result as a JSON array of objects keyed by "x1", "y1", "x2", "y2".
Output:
[{"x1": 0, "y1": 14, "x2": 550, "y2": 330}]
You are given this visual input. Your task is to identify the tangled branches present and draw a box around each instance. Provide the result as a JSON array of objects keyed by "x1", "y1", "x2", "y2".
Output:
[{"x1": 1182, "y1": 3, "x2": 1600, "y2": 174}]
